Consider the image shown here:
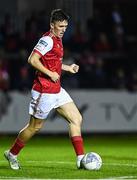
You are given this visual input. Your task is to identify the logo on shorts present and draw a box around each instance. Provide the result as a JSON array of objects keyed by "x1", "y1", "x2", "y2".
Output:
[{"x1": 36, "y1": 109, "x2": 43, "y2": 114}]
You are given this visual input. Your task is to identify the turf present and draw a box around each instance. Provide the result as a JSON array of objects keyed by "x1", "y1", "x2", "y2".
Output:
[{"x1": 0, "y1": 134, "x2": 137, "y2": 179}]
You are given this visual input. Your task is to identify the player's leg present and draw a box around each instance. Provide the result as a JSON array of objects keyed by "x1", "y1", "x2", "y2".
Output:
[
  {"x1": 4, "y1": 89, "x2": 56, "y2": 170},
  {"x1": 57, "y1": 102, "x2": 82, "y2": 136},
  {"x1": 56, "y1": 101, "x2": 85, "y2": 168},
  {"x1": 4, "y1": 116, "x2": 44, "y2": 170},
  {"x1": 17, "y1": 116, "x2": 44, "y2": 143}
]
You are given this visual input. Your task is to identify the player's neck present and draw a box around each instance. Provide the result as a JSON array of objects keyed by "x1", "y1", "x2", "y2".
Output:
[{"x1": 50, "y1": 30, "x2": 61, "y2": 39}]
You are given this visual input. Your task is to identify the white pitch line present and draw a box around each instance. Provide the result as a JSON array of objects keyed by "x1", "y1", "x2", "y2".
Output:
[
  {"x1": 0, "y1": 177, "x2": 137, "y2": 180},
  {"x1": 105, "y1": 162, "x2": 137, "y2": 167},
  {"x1": 1, "y1": 160, "x2": 137, "y2": 167},
  {"x1": 1, "y1": 161, "x2": 137, "y2": 179},
  {"x1": 102, "y1": 176, "x2": 137, "y2": 179},
  {"x1": 0, "y1": 160, "x2": 73, "y2": 164},
  {"x1": 116, "y1": 176, "x2": 137, "y2": 179}
]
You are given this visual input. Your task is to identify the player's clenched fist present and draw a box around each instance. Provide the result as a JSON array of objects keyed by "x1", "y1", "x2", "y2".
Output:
[{"x1": 69, "y1": 64, "x2": 79, "y2": 73}]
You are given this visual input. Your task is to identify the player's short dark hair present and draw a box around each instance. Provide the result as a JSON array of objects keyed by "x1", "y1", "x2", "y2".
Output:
[{"x1": 50, "y1": 9, "x2": 69, "y2": 23}]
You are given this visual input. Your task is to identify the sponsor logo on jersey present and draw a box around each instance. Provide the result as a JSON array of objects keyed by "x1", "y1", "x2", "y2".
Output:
[
  {"x1": 35, "y1": 40, "x2": 48, "y2": 51},
  {"x1": 39, "y1": 40, "x2": 48, "y2": 47}
]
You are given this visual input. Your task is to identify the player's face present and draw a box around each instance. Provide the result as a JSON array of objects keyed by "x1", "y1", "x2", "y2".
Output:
[{"x1": 50, "y1": 20, "x2": 68, "y2": 38}]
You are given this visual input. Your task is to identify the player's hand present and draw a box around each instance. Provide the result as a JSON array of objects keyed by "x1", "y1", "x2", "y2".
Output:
[
  {"x1": 50, "y1": 72, "x2": 60, "y2": 82},
  {"x1": 69, "y1": 64, "x2": 79, "y2": 73}
]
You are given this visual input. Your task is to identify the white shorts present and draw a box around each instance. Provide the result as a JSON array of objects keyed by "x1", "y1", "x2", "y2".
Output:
[{"x1": 29, "y1": 87, "x2": 73, "y2": 119}]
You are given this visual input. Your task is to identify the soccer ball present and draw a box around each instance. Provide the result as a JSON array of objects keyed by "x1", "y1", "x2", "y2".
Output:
[{"x1": 81, "y1": 152, "x2": 102, "y2": 170}]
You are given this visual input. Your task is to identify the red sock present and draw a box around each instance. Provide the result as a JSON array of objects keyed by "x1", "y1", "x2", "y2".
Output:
[
  {"x1": 71, "y1": 136, "x2": 84, "y2": 156},
  {"x1": 10, "y1": 138, "x2": 25, "y2": 155}
]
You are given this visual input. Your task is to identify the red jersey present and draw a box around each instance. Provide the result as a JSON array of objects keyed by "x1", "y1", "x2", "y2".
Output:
[{"x1": 32, "y1": 31, "x2": 63, "y2": 93}]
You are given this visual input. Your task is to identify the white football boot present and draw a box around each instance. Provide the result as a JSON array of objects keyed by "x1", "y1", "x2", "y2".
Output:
[
  {"x1": 76, "y1": 155, "x2": 84, "y2": 169},
  {"x1": 4, "y1": 150, "x2": 20, "y2": 170}
]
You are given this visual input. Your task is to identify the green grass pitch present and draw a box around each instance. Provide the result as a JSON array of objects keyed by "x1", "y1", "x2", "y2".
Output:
[{"x1": 0, "y1": 134, "x2": 137, "y2": 179}]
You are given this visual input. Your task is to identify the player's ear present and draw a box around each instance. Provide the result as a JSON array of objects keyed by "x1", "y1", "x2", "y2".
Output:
[{"x1": 50, "y1": 23, "x2": 54, "y2": 29}]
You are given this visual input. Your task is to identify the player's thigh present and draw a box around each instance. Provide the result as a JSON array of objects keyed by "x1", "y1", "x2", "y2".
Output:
[{"x1": 56, "y1": 102, "x2": 82, "y2": 124}]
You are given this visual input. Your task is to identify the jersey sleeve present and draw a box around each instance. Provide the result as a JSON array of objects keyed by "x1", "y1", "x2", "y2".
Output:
[{"x1": 33, "y1": 36, "x2": 53, "y2": 56}]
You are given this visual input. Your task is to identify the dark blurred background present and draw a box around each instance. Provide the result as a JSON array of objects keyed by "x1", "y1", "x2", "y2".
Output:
[
  {"x1": 1, "y1": 0, "x2": 137, "y2": 92},
  {"x1": 0, "y1": 0, "x2": 137, "y2": 133}
]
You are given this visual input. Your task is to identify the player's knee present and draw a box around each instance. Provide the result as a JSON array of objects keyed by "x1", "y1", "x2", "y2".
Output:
[
  {"x1": 34, "y1": 126, "x2": 42, "y2": 133},
  {"x1": 29, "y1": 116, "x2": 44, "y2": 133},
  {"x1": 71, "y1": 113, "x2": 83, "y2": 127},
  {"x1": 28, "y1": 124, "x2": 42, "y2": 133}
]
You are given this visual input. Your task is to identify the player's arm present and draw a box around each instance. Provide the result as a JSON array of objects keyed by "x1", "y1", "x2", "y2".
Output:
[
  {"x1": 28, "y1": 52, "x2": 59, "y2": 82},
  {"x1": 28, "y1": 36, "x2": 60, "y2": 82},
  {"x1": 62, "y1": 64, "x2": 79, "y2": 74}
]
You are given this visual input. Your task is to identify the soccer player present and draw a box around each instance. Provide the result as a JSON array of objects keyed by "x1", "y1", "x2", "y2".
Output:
[{"x1": 4, "y1": 9, "x2": 85, "y2": 170}]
